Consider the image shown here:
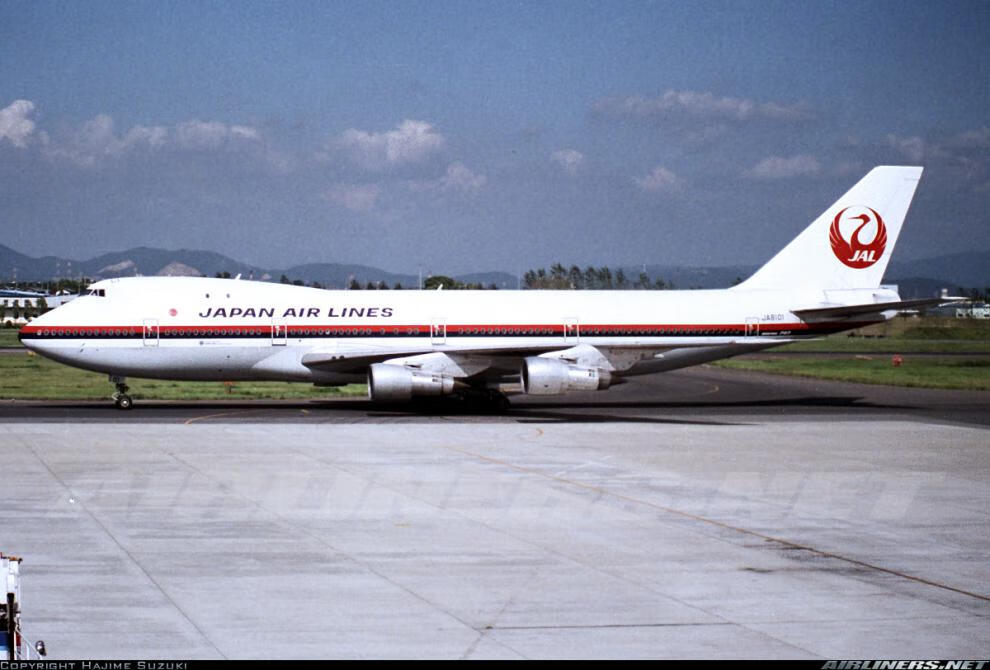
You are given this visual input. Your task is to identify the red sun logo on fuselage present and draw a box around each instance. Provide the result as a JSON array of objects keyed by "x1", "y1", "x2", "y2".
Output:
[{"x1": 829, "y1": 206, "x2": 886, "y2": 269}]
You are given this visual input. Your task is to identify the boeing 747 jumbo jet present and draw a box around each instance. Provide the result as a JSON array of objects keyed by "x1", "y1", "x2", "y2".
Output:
[{"x1": 20, "y1": 166, "x2": 949, "y2": 410}]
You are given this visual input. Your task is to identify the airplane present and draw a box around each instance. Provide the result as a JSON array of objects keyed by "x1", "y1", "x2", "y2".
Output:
[{"x1": 19, "y1": 166, "x2": 954, "y2": 411}]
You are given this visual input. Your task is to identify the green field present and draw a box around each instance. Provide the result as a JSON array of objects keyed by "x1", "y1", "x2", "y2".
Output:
[
  {"x1": 0, "y1": 328, "x2": 21, "y2": 347},
  {"x1": 0, "y1": 353, "x2": 366, "y2": 400},
  {"x1": 717, "y1": 356, "x2": 990, "y2": 391},
  {"x1": 722, "y1": 317, "x2": 990, "y2": 390},
  {"x1": 775, "y1": 337, "x2": 990, "y2": 353}
]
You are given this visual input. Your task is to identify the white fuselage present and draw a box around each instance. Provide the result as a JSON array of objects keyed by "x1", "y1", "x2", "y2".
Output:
[{"x1": 20, "y1": 276, "x2": 880, "y2": 386}]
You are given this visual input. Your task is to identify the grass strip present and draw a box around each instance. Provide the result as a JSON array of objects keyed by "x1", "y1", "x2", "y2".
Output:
[
  {"x1": 776, "y1": 338, "x2": 990, "y2": 353},
  {"x1": 0, "y1": 353, "x2": 366, "y2": 400},
  {"x1": 716, "y1": 356, "x2": 990, "y2": 391}
]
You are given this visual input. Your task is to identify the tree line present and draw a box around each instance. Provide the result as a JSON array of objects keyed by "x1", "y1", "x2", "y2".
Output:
[
  {"x1": 274, "y1": 273, "x2": 497, "y2": 290},
  {"x1": 523, "y1": 264, "x2": 672, "y2": 290}
]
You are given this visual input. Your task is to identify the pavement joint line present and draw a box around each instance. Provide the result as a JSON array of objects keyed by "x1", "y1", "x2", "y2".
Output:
[
  {"x1": 490, "y1": 622, "x2": 735, "y2": 630},
  {"x1": 21, "y1": 436, "x2": 228, "y2": 660},
  {"x1": 459, "y1": 569, "x2": 529, "y2": 660},
  {"x1": 438, "y1": 441, "x2": 990, "y2": 605},
  {"x1": 286, "y1": 446, "x2": 723, "y2": 612},
  {"x1": 287, "y1": 442, "x2": 818, "y2": 658},
  {"x1": 156, "y1": 444, "x2": 486, "y2": 644}
]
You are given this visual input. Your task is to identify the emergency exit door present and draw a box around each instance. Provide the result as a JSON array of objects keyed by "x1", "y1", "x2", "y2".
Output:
[
  {"x1": 272, "y1": 319, "x2": 288, "y2": 346},
  {"x1": 142, "y1": 318, "x2": 159, "y2": 347}
]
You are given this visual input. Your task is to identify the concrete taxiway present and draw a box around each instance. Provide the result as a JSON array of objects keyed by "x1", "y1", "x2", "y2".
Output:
[
  {"x1": 2, "y1": 365, "x2": 989, "y2": 427},
  {"x1": 2, "y1": 368, "x2": 988, "y2": 659}
]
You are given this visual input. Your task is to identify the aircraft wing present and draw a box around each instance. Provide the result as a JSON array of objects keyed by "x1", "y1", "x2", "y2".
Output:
[
  {"x1": 301, "y1": 340, "x2": 784, "y2": 375},
  {"x1": 792, "y1": 297, "x2": 966, "y2": 321},
  {"x1": 301, "y1": 343, "x2": 572, "y2": 373}
]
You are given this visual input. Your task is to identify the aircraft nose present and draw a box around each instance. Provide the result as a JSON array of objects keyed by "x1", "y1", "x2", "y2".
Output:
[{"x1": 18, "y1": 306, "x2": 68, "y2": 354}]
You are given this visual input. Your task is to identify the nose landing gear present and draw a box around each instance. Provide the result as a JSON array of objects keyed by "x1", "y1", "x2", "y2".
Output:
[{"x1": 109, "y1": 375, "x2": 133, "y2": 410}]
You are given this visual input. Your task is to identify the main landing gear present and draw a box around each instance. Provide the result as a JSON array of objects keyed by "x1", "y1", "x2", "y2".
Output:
[
  {"x1": 457, "y1": 389, "x2": 511, "y2": 414},
  {"x1": 485, "y1": 390, "x2": 511, "y2": 414},
  {"x1": 110, "y1": 375, "x2": 133, "y2": 410}
]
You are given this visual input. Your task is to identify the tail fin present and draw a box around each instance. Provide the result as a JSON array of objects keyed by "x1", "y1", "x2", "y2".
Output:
[{"x1": 737, "y1": 166, "x2": 923, "y2": 290}]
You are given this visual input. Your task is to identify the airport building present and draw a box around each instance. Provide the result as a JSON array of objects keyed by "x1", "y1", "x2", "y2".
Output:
[{"x1": 0, "y1": 289, "x2": 76, "y2": 326}]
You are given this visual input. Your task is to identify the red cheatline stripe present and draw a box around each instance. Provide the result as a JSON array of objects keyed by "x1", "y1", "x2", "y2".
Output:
[{"x1": 19, "y1": 321, "x2": 875, "y2": 336}]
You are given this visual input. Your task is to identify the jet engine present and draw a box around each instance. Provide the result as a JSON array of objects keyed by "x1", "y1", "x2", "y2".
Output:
[
  {"x1": 367, "y1": 363, "x2": 456, "y2": 402},
  {"x1": 520, "y1": 356, "x2": 612, "y2": 395}
]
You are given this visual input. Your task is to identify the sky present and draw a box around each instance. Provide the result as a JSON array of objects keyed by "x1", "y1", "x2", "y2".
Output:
[{"x1": 1, "y1": 0, "x2": 988, "y2": 275}]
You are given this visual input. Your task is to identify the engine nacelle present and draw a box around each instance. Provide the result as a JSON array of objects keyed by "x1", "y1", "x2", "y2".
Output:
[
  {"x1": 520, "y1": 357, "x2": 612, "y2": 395},
  {"x1": 367, "y1": 363, "x2": 456, "y2": 402}
]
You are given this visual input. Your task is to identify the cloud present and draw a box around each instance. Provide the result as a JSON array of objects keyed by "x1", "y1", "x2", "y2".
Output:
[
  {"x1": 176, "y1": 119, "x2": 260, "y2": 150},
  {"x1": 550, "y1": 149, "x2": 585, "y2": 175},
  {"x1": 229, "y1": 125, "x2": 260, "y2": 141},
  {"x1": 745, "y1": 154, "x2": 820, "y2": 179},
  {"x1": 886, "y1": 134, "x2": 926, "y2": 163},
  {"x1": 951, "y1": 127, "x2": 990, "y2": 148},
  {"x1": 323, "y1": 183, "x2": 381, "y2": 211},
  {"x1": 438, "y1": 162, "x2": 486, "y2": 192},
  {"x1": 0, "y1": 99, "x2": 37, "y2": 147},
  {"x1": 406, "y1": 162, "x2": 487, "y2": 195},
  {"x1": 338, "y1": 119, "x2": 445, "y2": 170},
  {"x1": 44, "y1": 114, "x2": 169, "y2": 166},
  {"x1": 123, "y1": 124, "x2": 168, "y2": 149},
  {"x1": 593, "y1": 90, "x2": 808, "y2": 123},
  {"x1": 39, "y1": 113, "x2": 261, "y2": 166},
  {"x1": 634, "y1": 166, "x2": 683, "y2": 192},
  {"x1": 833, "y1": 160, "x2": 866, "y2": 176}
]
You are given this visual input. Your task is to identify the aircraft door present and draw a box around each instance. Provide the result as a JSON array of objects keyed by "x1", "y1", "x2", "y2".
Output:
[
  {"x1": 430, "y1": 318, "x2": 446, "y2": 345},
  {"x1": 564, "y1": 317, "x2": 579, "y2": 343},
  {"x1": 272, "y1": 319, "x2": 288, "y2": 346},
  {"x1": 142, "y1": 318, "x2": 159, "y2": 347},
  {"x1": 745, "y1": 317, "x2": 760, "y2": 336}
]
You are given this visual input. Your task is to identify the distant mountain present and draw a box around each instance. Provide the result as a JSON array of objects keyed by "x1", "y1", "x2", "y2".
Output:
[
  {"x1": 0, "y1": 243, "x2": 515, "y2": 289},
  {"x1": 77, "y1": 246, "x2": 264, "y2": 279},
  {"x1": 0, "y1": 244, "x2": 65, "y2": 280},
  {"x1": 2, "y1": 243, "x2": 988, "y2": 292},
  {"x1": 886, "y1": 277, "x2": 967, "y2": 299},
  {"x1": 282, "y1": 263, "x2": 416, "y2": 288},
  {"x1": 886, "y1": 252, "x2": 990, "y2": 290}
]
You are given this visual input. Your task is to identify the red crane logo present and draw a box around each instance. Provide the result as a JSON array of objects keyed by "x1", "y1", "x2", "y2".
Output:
[{"x1": 829, "y1": 206, "x2": 886, "y2": 269}]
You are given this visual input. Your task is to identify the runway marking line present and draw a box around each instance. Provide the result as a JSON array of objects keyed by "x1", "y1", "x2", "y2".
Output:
[{"x1": 441, "y1": 443, "x2": 990, "y2": 604}]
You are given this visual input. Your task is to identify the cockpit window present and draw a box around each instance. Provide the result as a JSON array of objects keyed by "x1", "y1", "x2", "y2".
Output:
[{"x1": 87, "y1": 289, "x2": 106, "y2": 297}]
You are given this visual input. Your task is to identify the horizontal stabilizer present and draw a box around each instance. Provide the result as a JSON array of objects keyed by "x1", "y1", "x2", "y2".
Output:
[{"x1": 793, "y1": 297, "x2": 965, "y2": 320}]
